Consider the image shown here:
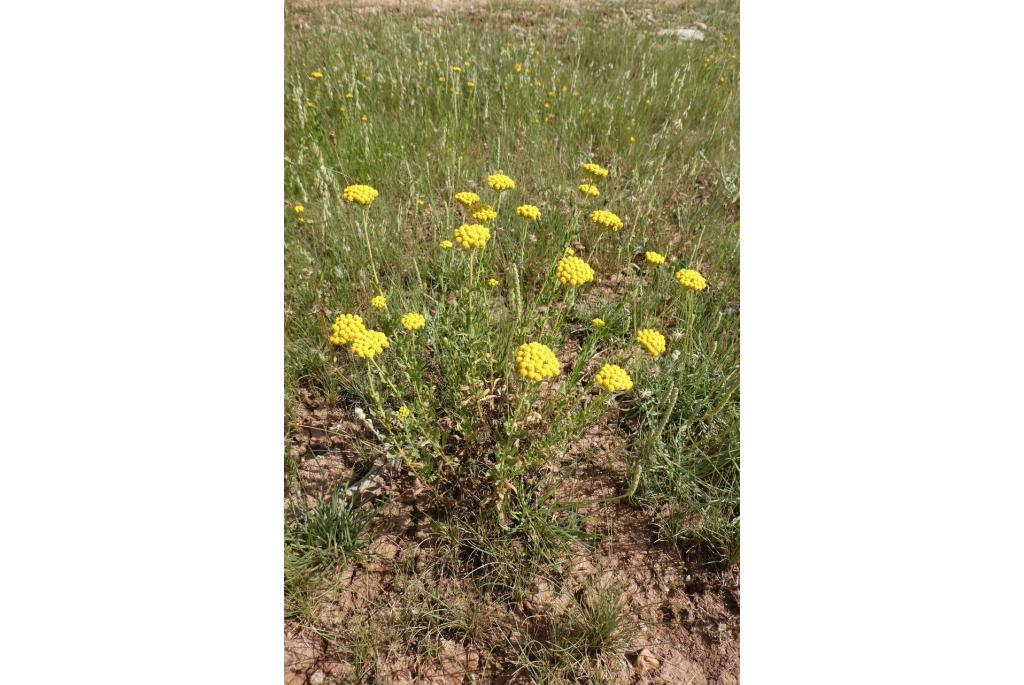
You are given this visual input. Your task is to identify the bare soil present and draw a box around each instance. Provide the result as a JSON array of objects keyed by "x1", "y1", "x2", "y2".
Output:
[{"x1": 286, "y1": 389, "x2": 738, "y2": 684}]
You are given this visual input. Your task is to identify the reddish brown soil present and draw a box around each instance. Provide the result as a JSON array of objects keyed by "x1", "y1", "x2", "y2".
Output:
[{"x1": 286, "y1": 390, "x2": 738, "y2": 684}]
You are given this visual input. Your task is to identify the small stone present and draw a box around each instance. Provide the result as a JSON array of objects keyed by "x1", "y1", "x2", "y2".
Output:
[
  {"x1": 632, "y1": 648, "x2": 660, "y2": 675},
  {"x1": 309, "y1": 670, "x2": 326, "y2": 685},
  {"x1": 656, "y1": 27, "x2": 705, "y2": 42}
]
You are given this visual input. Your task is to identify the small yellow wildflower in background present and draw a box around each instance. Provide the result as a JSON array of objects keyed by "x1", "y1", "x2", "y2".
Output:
[
  {"x1": 595, "y1": 364, "x2": 633, "y2": 392},
  {"x1": 488, "y1": 173, "x2": 516, "y2": 192},
  {"x1": 454, "y1": 191, "x2": 480, "y2": 207},
  {"x1": 361, "y1": 115, "x2": 369, "y2": 123},
  {"x1": 343, "y1": 184, "x2": 379, "y2": 206},
  {"x1": 515, "y1": 342, "x2": 561, "y2": 381},
  {"x1": 589, "y1": 209, "x2": 623, "y2": 231},
  {"x1": 516, "y1": 204, "x2": 540, "y2": 221},
  {"x1": 309, "y1": 70, "x2": 323, "y2": 79},
  {"x1": 293, "y1": 204, "x2": 305, "y2": 214},
  {"x1": 395, "y1": 405, "x2": 411, "y2": 420},
  {"x1": 675, "y1": 268, "x2": 708, "y2": 291},
  {"x1": 416, "y1": 198, "x2": 425, "y2": 206},
  {"x1": 582, "y1": 162, "x2": 609, "y2": 179},
  {"x1": 371, "y1": 294, "x2": 387, "y2": 309},
  {"x1": 439, "y1": 240, "x2": 454, "y2": 250},
  {"x1": 306, "y1": 100, "x2": 315, "y2": 108},
  {"x1": 330, "y1": 314, "x2": 366, "y2": 346},
  {"x1": 514, "y1": 63, "x2": 522, "y2": 73},
  {"x1": 630, "y1": 136, "x2": 636, "y2": 144},
  {"x1": 592, "y1": 318, "x2": 606, "y2": 329},
  {"x1": 452, "y1": 65, "x2": 462, "y2": 73},
  {"x1": 488, "y1": 278, "x2": 499, "y2": 288},
  {"x1": 345, "y1": 92, "x2": 353, "y2": 99},
  {"x1": 466, "y1": 80, "x2": 475, "y2": 89},
  {"x1": 578, "y1": 183, "x2": 600, "y2": 197},
  {"x1": 556, "y1": 255, "x2": 595, "y2": 286},
  {"x1": 351, "y1": 329, "x2": 389, "y2": 360},
  {"x1": 469, "y1": 203, "x2": 498, "y2": 222},
  {"x1": 400, "y1": 312, "x2": 426, "y2": 331},
  {"x1": 635, "y1": 329, "x2": 667, "y2": 357},
  {"x1": 645, "y1": 251, "x2": 666, "y2": 265},
  {"x1": 453, "y1": 223, "x2": 491, "y2": 249}
]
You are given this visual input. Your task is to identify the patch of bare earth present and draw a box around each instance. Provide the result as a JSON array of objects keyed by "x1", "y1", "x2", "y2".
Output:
[{"x1": 286, "y1": 388, "x2": 737, "y2": 683}]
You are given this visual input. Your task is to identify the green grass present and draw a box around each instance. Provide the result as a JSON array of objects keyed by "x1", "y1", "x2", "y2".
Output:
[{"x1": 285, "y1": 0, "x2": 738, "y2": 678}]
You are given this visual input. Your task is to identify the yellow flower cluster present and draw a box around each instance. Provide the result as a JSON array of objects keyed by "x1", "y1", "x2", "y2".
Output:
[
  {"x1": 454, "y1": 191, "x2": 480, "y2": 207},
  {"x1": 578, "y1": 183, "x2": 600, "y2": 197},
  {"x1": 645, "y1": 251, "x2": 666, "y2": 265},
  {"x1": 592, "y1": 318, "x2": 606, "y2": 328},
  {"x1": 330, "y1": 314, "x2": 366, "y2": 346},
  {"x1": 556, "y1": 255, "x2": 595, "y2": 286},
  {"x1": 582, "y1": 162, "x2": 609, "y2": 179},
  {"x1": 488, "y1": 278, "x2": 499, "y2": 287},
  {"x1": 515, "y1": 342, "x2": 561, "y2": 381},
  {"x1": 395, "y1": 405, "x2": 411, "y2": 420},
  {"x1": 309, "y1": 71, "x2": 323, "y2": 79},
  {"x1": 594, "y1": 364, "x2": 633, "y2": 392},
  {"x1": 516, "y1": 204, "x2": 541, "y2": 220},
  {"x1": 488, "y1": 173, "x2": 516, "y2": 192},
  {"x1": 400, "y1": 312, "x2": 426, "y2": 331},
  {"x1": 589, "y1": 210, "x2": 623, "y2": 231},
  {"x1": 675, "y1": 268, "x2": 708, "y2": 291},
  {"x1": 469, "y1": 203, "x2": 497, "y2": 222},
  {"x1": 454, "y1": 223, "x2": 491, "y2": 249},
  {"x1": 293, "y1": 204, "x2": 304, "y2": 214},
  {"x1": 439, "y1": 240, "x2": 454, "y2": 249},
  {"x1": 351, "y1": 329, "x2": 390, "y2": 359},
  {"x1": 371, "y1": 294, "x2": 387, "y2": 309},
  {"x1": 635, "y1": 328, "x2": 667, "y2": 357},
  {"x1": 343, "y1": 184, "x2": 379, "y2": 206}
]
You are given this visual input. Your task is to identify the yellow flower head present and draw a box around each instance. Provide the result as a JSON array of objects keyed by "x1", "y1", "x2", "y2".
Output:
[
  {"x1": 556, "y1": 255, "x2": 595, "y2": 286},
  {"x1": 293, "y1": 204, "x2": 305, "y2": 214},
  {"x1": 564, "y1": 247, "x2": 575, "y2": 256},
  {"x1": 309, "y1": 70, "x2": 323, "y2": 79},
  {"x1": 453, "y1": 223, "x2": 491, "y2": 249},
  {"x1": 469, "y1": 203, "x2": 498, "y2": 222},
  {"x1": 594, "y1": 364, "x2": 633, "y2": 392},
  {"x1": 592, "y1": 318, "x2": 606, "y2": 329},
  {"x1": 515, "y1": 342, "x2": 561, "y2": 381},
  {"x1": 454, "y1": 191, "x2": 480, "y2": 207},
  {"x1": 514, "y1": 63, "x2": 522, "y2": 73},
  {"x1": 466, "y1": 80, "x2": 475, "y2": 89},
  {"x1": 371, "y1": 294, "x2": 387, "y2": 309},
  {"x1": 439, "y1": 240, "x2": 454, "y2": 250},
  {"x1": 488, "y1": 278, "x2": 499, "y2": 288},
  {"x1": 645, "y1": 251, "x2": 666, "y2": 265},
  {"x1": 635, "y1": 329, "x2": 667, "y2": 357},
  {"x1": 675, "y1": 268, "x2": 708, "y2": 291},
  {"x1": 452, "y1": 65, "x2": 462, "y2": 73},
  {"x1": 516, "y1": 204, "x2": 541, "y2": 221},
  {"x1": 578, "y1": 183, "x2": 600, "y2": 197},
  {"x1": 589, "y1": 209, "x2": 623, "y2": 231},
  {"x1": 350, "y1": 329, "x2": 390, "y2": 360},
  {"x1": 343, "y1": 184, "x2": 379, "y2": 207},
  {"x1": 395, "y1": 405, "x2": 411, "y2": 420},
  {"x1": 582, "y1": 162, "x2": 609, "y2": 179},
  {"x1": 400, "y1": 312, "x2": 426, "y2": 331},
  {"x1": 345, "y1": 92, "x2": 354, "y2": 99},
  {"x1": 329, "y1": 314, "x2": 367, "y2": 346},
  {"x1": 488, "y1": 173, "x2": 516, "y2": 192}
]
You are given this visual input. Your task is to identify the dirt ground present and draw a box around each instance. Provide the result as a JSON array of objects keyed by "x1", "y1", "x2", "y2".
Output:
[{"x1": 286, "y1": 389, "x2": 738, "y2": 684}]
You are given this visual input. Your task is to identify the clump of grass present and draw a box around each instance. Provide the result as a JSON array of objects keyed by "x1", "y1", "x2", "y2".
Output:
[{"x1": 286, "y1": 493, "x2": 372, "y2": 572}]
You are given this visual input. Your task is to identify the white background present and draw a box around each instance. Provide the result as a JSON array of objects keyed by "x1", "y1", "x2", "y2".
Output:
[{"x1": 2, "y1": 1, "x2": 1023, "y2": 682}]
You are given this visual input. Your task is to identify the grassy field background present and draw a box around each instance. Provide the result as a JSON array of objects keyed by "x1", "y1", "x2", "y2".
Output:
[{"x1": 285, "y1": 1, "x2": 738, "y2": 681}]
